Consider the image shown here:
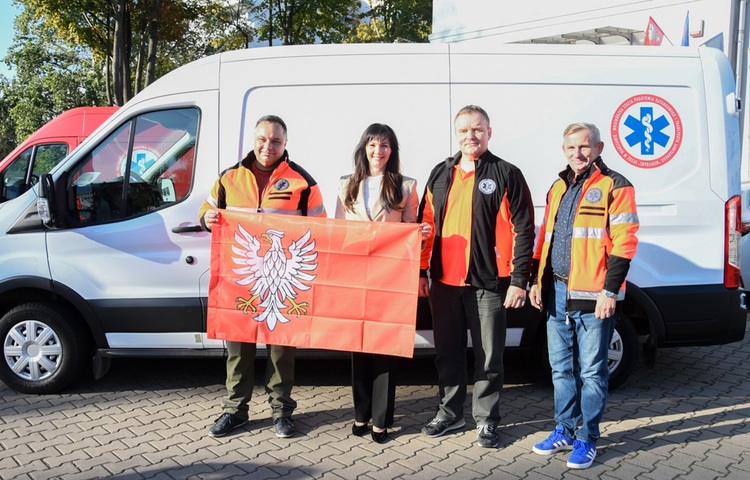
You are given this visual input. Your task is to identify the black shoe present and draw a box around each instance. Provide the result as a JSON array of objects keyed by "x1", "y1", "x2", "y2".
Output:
[
  {"x1": 208, "y1": 413, "x2": 247, "y2": 438},
  {"x1": 273, "y1": 417, "x2": 295, "y2": 438},
  {"x1": 352, "y1": 422, "x2": 369, "y2": 436},
  {"x1": 477, "y1": 424, "x2": 500, "y2": 448},
  {"x1": 371, "y1": 428, "x2": 388, "y2": 443},
  {"x1": 421, "y1": 417, "x2": 466, "y2": 437}
]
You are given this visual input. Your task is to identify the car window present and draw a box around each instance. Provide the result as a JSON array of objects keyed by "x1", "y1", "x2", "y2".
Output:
[
  {"x1": 66, "y1": 108, "x2": 199, "y2": 225},
  {"x1": 1, "y1": 149, "x2": 32, "y2": 201},
  {"x1": 2, "y1": 143, "x2": 68, "y2": 201},
  {"x1": 32, "y1": 144, "x2": 69, "y2": 178}
]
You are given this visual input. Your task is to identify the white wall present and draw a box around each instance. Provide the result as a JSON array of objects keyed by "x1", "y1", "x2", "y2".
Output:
[{"x1": 431, "y1": 0, "x2": 750, "y2": 181}]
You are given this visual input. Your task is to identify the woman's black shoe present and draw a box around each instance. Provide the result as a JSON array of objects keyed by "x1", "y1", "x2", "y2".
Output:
[
  {"x1": 352, "y1": 422, "x2": 369, "y2": 436},
  {"x1": 371, "y1": 429, "x2": 388, "y2": 443}
]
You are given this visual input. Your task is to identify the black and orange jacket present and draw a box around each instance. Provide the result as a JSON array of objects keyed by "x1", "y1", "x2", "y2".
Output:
[
  {"x1": 532, "y1": 158, "x2": 639, "y2": 311},
  {"x1": 198, "y1": 150, "x2": 326, "y2": 227},
  {"x1": 418, "y1": 150, "x2": 536, "y2": 292}
]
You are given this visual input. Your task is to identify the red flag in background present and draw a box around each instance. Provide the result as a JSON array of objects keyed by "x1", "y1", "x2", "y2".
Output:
[
  {"x1": 644, "y1": 16, "x2": 666, "y2": 46},
  {"x1": 208, "y1": 210, "x2": 421, "y2": 358}
]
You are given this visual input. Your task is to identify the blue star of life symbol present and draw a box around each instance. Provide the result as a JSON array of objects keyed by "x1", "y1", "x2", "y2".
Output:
[{"x1": 623, "y1": 107, "x2": 671, "y2": 155}]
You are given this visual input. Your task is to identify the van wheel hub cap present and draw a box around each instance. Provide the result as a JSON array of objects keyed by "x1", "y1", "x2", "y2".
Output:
[{"x1": 4, "y1": 320, "x2": 62, "y2": 381}]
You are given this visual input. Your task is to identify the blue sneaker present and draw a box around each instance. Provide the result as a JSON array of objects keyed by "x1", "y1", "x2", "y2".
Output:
[
  {"x1": 532, "y1": 427, "x2": 575, "y2": 455},
  {"x1": 567, "y1": 439, "x2": 597, "y2": 469}
]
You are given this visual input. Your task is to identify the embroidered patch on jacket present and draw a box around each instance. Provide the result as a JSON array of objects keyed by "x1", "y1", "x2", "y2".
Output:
[
  {"x1": 273, "y1": 179, "x2": 290, "y2": 191},
  {"x1": 478, "y1": 179, "x2": 497, "y2": 195},
  {"x1": 585, "y1": 188, "x2": 603, "y2": 204}
]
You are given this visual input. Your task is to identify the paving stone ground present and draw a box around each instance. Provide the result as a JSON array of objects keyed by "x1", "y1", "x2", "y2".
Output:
[{"x1": 1, "y1": 319, "x2": 749, "y2": 480}]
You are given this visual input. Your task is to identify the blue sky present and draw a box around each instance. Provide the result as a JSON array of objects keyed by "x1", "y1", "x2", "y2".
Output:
[{"x1": 0, "y1": 2, "x2": 21, "y2": 78}]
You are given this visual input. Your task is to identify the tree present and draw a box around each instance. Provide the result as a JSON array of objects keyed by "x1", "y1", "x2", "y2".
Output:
[
  {"x1": 2, "y1": 8, "x2": 106, "y2": 143},
  {"x1": 248, "y1": 0, "x2": 361, "y2": 46},
  {"x1": 130, "y1": 0, "x2": 204, "y2": 94},
  {"x1": 351, "y1": 0, "x2": 432, "y2": 43},
  {"x1": 0, "y1": 77, "x2": 18, "y2": 160},
  {"x1": 22, "y1": 0, "x2": 201, "y2": 105},
  {"x1": 199, "y1": 0, "x2": 258, "y2": 52}
]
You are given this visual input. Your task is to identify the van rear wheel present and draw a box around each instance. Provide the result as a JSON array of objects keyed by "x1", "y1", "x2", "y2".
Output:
[
  {"x1": 607, "y1": 313, "x2": 639, "y2": 390},
  {"x1": 0, "y1": 303, "x2": 88, "y2": 394}
]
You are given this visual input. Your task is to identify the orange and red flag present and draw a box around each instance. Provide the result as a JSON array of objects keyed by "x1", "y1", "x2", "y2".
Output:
[
  {"x1": 207, "y1": 210, "x2": 421, "y2": 358},
  {"x1": 644, "y1": 16, "x2": 666, "y2": 46}
]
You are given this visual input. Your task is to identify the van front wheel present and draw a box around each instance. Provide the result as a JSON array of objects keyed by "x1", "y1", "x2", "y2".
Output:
[{"x1": 0, "y1": 303, "x2": 88, "y2": 394}]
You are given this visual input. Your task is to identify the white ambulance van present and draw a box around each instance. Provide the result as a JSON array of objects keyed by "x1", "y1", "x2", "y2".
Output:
[{"x1": 0, "y1": 43, "x2": 745, "y2": 394}]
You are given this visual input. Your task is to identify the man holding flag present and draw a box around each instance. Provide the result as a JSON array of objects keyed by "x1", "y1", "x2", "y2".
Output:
[{"x1": 199, "y1": 114, "x2": 326, "y2": 439}]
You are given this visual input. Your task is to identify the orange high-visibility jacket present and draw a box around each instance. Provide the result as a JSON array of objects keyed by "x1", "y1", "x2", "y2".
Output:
[
  {"x1": 533, "y1": 159, "x2": 639, "y2": 311},
  {"x1": 199, "y1": 151, "x2": 326, "y2": 227}
]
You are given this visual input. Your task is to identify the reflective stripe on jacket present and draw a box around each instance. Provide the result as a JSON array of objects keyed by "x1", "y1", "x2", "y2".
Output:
[{"x1": 533, "y1": 159, "x2": 639, "y2": 311}]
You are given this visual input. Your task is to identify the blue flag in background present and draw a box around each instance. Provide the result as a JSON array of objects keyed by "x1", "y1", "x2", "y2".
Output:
[{"x1": 681, "y1": 11, "x2": 690, "y2": 46}]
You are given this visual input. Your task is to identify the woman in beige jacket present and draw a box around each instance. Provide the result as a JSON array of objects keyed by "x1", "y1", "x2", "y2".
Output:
[{"x1": 335, "y1": 123, "x2": 429, "y2": 443}]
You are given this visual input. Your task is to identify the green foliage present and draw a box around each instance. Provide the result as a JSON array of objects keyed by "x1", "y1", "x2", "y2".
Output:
[
  {"x1": 0, "y1": 77, "x2": 18, "y2": 160},
  {"x1": 32, "y1": 143, "x2": 68, "y2": 175},
  {"x1": 2, "y1": 8, "x2": 107, "y2": 145},
  {"x1": 0, "y1": 0, "x2": 434, "y2": 154},
  {"x1": 250, "y1": 0, "x2": 362, "y2": 46},
  {"x1": 351, "y1": 0, "x2": 432, "y2": 44},
  {"x1": 199, "y1": 0, "x2": 258, "y2": 53}
]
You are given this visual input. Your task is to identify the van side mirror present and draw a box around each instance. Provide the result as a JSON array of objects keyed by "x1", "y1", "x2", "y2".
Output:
[{"x1": 37, "y1": 173, "x2": 57, "y2": 227}]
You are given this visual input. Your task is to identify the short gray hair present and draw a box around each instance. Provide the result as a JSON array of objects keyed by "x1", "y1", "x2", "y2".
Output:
[{"x1": 563, "y1": 122, "x2": 601, "y2": 144}]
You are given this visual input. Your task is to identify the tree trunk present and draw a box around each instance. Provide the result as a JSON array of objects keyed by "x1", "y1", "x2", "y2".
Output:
[
  {"x1": 268, "y1": 1, "x2": 273, "y2": 46},
  {"x1": 105, "y1": 18, "x2": 114, "y2": 106},
  {"x1": 124, "y1": 2, "x2": 133, "y2": 103},
  {"x1": 112, "y1": 0, "x2": 126, "y2": 105},
  {"x1": 146, "y1": 9, "x2": 159, "y2": 87},
  {"x1": 283, "y1": 2, "x2": 293, "y2": 45},
  {"x1": 105, "y1": 53, "x2": 113, "y2": 106},
  {"x1": 134, "y1": 39, "x2": 144, "y2": 95}
]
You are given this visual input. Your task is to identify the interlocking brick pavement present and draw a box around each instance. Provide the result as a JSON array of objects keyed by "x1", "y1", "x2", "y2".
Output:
[{"x1": 1, "y1": 319, "x2": 749, "y2": 479}]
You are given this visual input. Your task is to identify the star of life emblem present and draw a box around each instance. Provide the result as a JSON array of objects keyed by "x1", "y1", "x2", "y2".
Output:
[
  {"x1": 231, "y1": 225, "x2": 318, "y2": 331},
  {"x1": 611, "y1": 94, "x2": 682, "y2": 169}
]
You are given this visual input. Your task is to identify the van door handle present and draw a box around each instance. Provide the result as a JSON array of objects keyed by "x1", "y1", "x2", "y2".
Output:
[{"x1": 172, "y1": 225, "x2": 204, "y2": 233}]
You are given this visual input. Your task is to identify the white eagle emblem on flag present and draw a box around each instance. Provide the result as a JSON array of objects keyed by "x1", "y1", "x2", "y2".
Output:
[{"x1": 231, "y1": 224, "x2": 318, "y2": 331}]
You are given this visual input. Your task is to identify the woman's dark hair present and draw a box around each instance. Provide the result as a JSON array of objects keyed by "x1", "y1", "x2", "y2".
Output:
[{"x1": 344, "y1": 123, "x2": 404, "y2": 213}]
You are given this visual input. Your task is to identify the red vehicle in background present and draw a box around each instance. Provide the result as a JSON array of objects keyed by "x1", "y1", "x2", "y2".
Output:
[{"x1": 0, "y1": 106, "x2": 118, "y2": 203}]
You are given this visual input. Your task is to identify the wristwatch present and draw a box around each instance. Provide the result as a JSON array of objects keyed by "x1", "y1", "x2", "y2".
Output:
[{"x1": 601, "y1": 290, "x2": 617, "y2": 299}]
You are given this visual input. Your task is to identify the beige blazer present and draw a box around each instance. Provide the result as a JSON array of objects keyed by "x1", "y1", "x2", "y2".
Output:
[{"x1": 335, "y1": 175, "x2": 419, "y2": 223}]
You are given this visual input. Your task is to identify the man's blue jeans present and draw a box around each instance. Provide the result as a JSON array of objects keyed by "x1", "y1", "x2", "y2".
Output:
[{"x1": 546, "y1": 278, "x2": 615, "y2": 444}]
